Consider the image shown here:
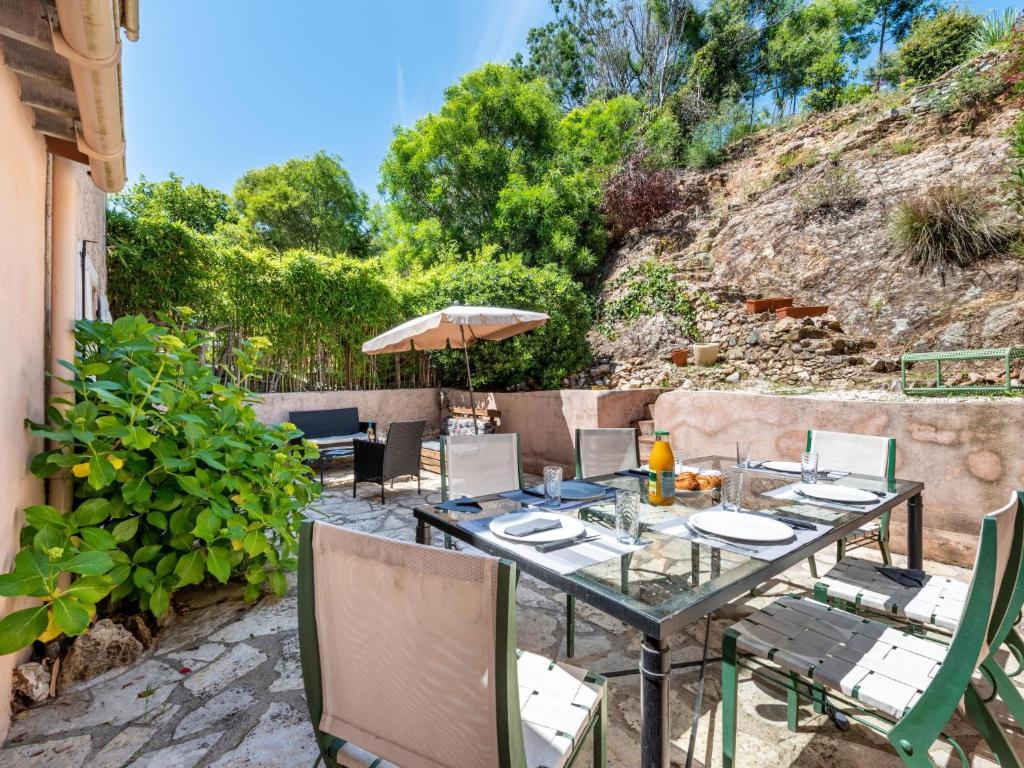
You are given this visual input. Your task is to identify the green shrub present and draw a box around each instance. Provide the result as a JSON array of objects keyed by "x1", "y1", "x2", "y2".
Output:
[
  {"x1": 931, "y1": 67, "x2": 1009, "y2": 125},
  {"x1": 107, "y1": 211, "x2": 215, "y2": 318},
  {"x1": 401, "y1": 258, "x2": 593, "y2": 390},
  {"x1": 889, "y1": 184, "x2": 1017, "y2": 280},
  {"x1": 1009, "y1": 113, "x2": 1024, "y2": 215},
  {"x1": 0, "y1": 314, "x2": 318, "y2": 654},
  {"x1": 889, "y1": 138, "x2": 918, "y2": 156},
  {"x1": 971, "y1": 7, "x2": 1020, "y2": 53},
  {"x1": 791, "y1": 163, "x2": 864, "y2": 222},
  {"x1": 897, "y1": 9, "x2": 983, "y2": 83},
  {"x1": 598, "y1": 260, "x2": 703, "y2": 340}
]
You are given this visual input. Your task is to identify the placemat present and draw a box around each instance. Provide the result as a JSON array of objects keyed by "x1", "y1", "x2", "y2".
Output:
[{"x1": 458, "y1": 517, "x2": 647, "y2": 576}]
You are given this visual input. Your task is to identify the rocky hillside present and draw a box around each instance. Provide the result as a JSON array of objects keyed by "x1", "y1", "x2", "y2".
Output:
[{"x1": 578, "y1": 48, "x2": 1024, "y2": 392}]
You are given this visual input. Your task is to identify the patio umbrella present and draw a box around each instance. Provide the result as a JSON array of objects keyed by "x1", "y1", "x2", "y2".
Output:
[{"x1": 361, "y1": 305, "x2": 549, "y2": 433}]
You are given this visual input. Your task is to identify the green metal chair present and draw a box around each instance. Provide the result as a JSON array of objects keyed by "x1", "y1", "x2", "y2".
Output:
[
  {"x1": 298, "y1": 519, "x2": 608, "y2": 768},
  {"x1": 805, "y1": 429, "x2": 897, "y2": 579},
  {"x1": 721, "y1": 491, "x2": 1024, "y2": 768}
]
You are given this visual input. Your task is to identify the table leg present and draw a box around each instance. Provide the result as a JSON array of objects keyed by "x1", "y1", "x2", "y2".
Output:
[
  {"x1": 640, "y1": 635, "x2": 671, "y2": 768},
  {"x1": 416, "y1": 518, "x2": 432, "y2": 546},
  {"x1": 907, "y1": 493, "x2": 923, "y2": 570}
]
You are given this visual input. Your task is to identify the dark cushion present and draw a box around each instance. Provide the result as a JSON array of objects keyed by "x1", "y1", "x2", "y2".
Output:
[{"x1": 288, "y1": 408, "x2": 360, "y2": 440}]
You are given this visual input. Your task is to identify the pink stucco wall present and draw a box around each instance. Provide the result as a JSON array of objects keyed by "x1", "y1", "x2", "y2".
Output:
[
  {"x1": 251, "y1": 389, "x2": 443, "y2": 436},
  {"x1": 0, "y1": 58, "x2": 48, "y2": 738},
  {"x1": 652, "y1": 389, "x2": 1024, "y2": 567},
  {"x1": 445, "y1": 388, "x2": 661, "y2": 474}
]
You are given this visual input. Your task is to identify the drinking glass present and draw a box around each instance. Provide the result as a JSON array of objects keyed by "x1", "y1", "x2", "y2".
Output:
[
  {"x1": 543, "y1": 465, "x2": 563, "y2": 506},
  {"x1": 615, "y1": 489, "x2": 641, "y2": 544},
  {"x1": 735, "y1": 441, "x2": 751, "y2": 468},
  {"x1": 722, "y1": 469, "x2": 744, "y2": 512},
  {"x1": 801, "y1": 451, "x2": 819, "y2": 484}
]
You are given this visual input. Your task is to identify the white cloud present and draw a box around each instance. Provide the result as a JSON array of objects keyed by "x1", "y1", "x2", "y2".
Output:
[{"x1": 472, "y1": 0, "x2": 549, "y2": 65}]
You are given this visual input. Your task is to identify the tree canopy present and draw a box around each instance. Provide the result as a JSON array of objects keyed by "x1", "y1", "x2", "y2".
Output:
[{"x1": 233, "y1": 150, "x2": 371, "y2": 255}]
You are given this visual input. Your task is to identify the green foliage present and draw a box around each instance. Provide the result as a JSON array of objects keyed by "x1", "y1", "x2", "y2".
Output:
[
  {"x1": 381, "y1": 65, "x2": 561, "y2": 255},
  {"x1": 1009, "y1": 113, "x2": 1024, "y2": 216},
  {"x1": 971, "y1": 7, "x2": 1019, "y2": 53},
  {"x1": 111, "y1": 173, "x2": 236, "y2": 234},
  {"x1": 791, "y1": 162, "x2": 864, "y2": 221},
  {"x1": 402, "y1": 258, "x2": 593, "y2": 389},
  {"x1": 897, "y1": 8, "x2": 983, "y2": 82},
  {"x1": 889, "y1": 184, "x2": 1017, "y2": 279},
  {"x1": 598, "y1": 260, "x2": 703, "y2": 339},
  {"x1": 888, "y1": 137, "x2": 918, "y2": 155},
  {"x1": 0, "y1": 314, "x2": 319, "y2": 653},
  {"x1": 233, "y1": 150, "x2": 370, "y2": 255},
  {"x1": 107, "y1": 210, "x2": 216, "y2": 318},
  {"x1": 685, "y1": 100, "x2": 755, "y2": 169},
  {"x1": 929, "y1": 65, "x2": 1009, "y2": 124},
  {"x1": 215, "y1": 249, "x2": 407, "y2": 389}
]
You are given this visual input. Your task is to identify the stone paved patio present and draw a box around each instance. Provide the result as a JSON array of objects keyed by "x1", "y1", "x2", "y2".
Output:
[{"x1": 2, "y1": 469, "x2": 1019, "y2": 767}]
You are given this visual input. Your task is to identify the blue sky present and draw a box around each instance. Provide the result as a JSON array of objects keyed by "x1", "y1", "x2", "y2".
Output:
[
  {"x1": 122, "y1": 0, "x2": 1017, "y2": 199},
  {"x1": 121, "y1": 0, "x2": 553, "y2": 198}
]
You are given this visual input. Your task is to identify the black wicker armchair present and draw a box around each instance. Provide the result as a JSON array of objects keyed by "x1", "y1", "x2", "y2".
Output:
[{"x1": 352, "y1": 420, "x2": 426, "y2": 502}]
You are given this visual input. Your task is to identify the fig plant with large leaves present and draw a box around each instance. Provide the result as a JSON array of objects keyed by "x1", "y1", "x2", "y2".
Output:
[{"x1": 0, "y1": 313, "x2": 318, "y2": 654}]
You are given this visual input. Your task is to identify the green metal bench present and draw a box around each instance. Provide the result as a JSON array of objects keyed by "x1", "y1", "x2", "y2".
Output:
[{"x1": 900, "y1": 347, "x2": 1024, "y2": 395}]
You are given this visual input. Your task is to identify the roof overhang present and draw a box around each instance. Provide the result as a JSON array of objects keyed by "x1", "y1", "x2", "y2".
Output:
[{"x1": 0, "y1": 0, "x2": 139, "y2": 191}]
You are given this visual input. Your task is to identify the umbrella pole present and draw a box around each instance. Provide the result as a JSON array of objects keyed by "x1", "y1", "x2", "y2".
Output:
[{"x1": 460, "y1": 326, "x2": 478, "y2": 435}]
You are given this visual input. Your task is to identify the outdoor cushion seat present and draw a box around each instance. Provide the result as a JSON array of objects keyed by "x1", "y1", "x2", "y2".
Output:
[
  {"x1": 517, "y1": 651, "x2": 605, "y2": 768},
  {"x1": 731, "y1": 595, "x2": 946, "y2": 719},
  {"x1": 322, "y1": 651, "x2": 603, "y2": 768},
  {"x1": 308, "y1": 432, "x2": 367, "y2": 447},
  {"x1": 819, "y1": 556, "x2": 966, "y2": 631}
]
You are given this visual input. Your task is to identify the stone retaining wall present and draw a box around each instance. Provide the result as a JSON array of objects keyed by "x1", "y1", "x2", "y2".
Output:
[
  {"x1": 445, "y1": 388, "x2": 662, "y2": 474},
  {"x1": 653, "y1": 389, "x2": 1024, "y2": 567},
  {"x1": 251, "y1": 389, "x2": 442, "y2": 436}
]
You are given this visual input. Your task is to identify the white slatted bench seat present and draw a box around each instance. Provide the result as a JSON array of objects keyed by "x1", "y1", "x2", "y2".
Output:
[
  {"x1": 730, "y1": 595, "x2": 945, "y2": 718},
  {"x1": 816, "y1": 557, "x2": 966, "y2": 632}
]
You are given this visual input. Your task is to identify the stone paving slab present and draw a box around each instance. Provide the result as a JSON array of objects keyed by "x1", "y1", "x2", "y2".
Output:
[{"x1": 1, "y1": 468, "x2": 1018, "y2": 767}]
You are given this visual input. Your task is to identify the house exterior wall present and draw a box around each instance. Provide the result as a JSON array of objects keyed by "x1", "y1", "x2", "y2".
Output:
[
  {"x1": 0, "y1": 56, "x2": 48, "y2": 740},
  {"x1": 652, "y1": 389, "x2": 1024, "y2": 568},
  {"x1": 0, "y1": 60, "x2": 107, "y2": 738}
]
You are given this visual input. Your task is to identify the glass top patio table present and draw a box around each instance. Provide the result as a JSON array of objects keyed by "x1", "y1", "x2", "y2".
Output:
[{"x1": 413, "y1": 455, "x2": 924, "y2": 640}]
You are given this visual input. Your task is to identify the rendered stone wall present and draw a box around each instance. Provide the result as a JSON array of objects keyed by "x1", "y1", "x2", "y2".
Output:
[
  {"x1": 652, "y1": 389, "x2": 1024, "y2": 567},
  {"x1": 252, "y1": 388, "x2": 443, "y2": 436},
  {"x1": 445, "y1": 388, "x2": 662, "y2": 474}
]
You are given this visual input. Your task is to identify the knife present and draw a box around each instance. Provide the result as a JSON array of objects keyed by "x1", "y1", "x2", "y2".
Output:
[{"x1": 536, "y1": 534, "x2": 599, "y2": 553}]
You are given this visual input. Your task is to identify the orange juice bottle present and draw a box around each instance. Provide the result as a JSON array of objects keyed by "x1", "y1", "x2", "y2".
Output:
[{"x1": 648, "y1": 431, "x2": 675, "y2": 506}]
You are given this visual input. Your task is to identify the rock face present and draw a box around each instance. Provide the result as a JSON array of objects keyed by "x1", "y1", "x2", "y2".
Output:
[
  {"x1": 581, "y1": 48, "x2": 1023, "y2": 391},
  {"x1": 58, "y1": 619, "x2": 144, "y2": 689}
]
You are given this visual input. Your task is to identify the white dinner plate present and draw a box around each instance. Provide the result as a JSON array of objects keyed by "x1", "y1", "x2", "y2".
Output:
[
  {"x1": 489, "y1": 511, "x2": 586, "y2": 544},
  {"x1": 688, "y1": 511, "x2": 794, "y2": 543},
  {"x1": 795, "y1": 483, "x2": 877, "y2": 504},
  {"x1": 761, "y1": 461, "x2": 802, "y2": 474}
]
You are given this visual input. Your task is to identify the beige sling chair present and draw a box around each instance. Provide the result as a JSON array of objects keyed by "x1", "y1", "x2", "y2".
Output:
[
  {"x1": 805, "y1": 429, "x2": 898, "y2": 578},
  {"x1": 573, "y1": 428, "x2": 640, "y2": 479},
  {"x1": 298, "y1": 519, "x2": 608, "y2": 768}
]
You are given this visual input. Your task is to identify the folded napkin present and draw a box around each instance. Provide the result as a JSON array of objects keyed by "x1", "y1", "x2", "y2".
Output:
[
  {"x1": 436, "y1": 496, "x2": 482, "y2": 513},
  {"x1": 875, "y1": 566, "x2": 926, "y2": 589},
  {"x1": 617, "y1": 468, "x2": 650, "y2": 478},
  {"x1": 506, "y1": 517, "x2": 562, "y2": 537}
]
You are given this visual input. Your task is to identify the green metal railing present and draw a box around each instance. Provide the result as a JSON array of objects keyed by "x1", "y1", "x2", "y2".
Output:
[{"x1": 900, "y1": 347, "x2": 1024, "y2": 396}]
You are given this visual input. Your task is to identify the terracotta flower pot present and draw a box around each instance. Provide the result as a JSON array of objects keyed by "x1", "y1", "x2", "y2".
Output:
[{"x1": 671, "y1": 349, "x2": 689, "y2": 366}]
